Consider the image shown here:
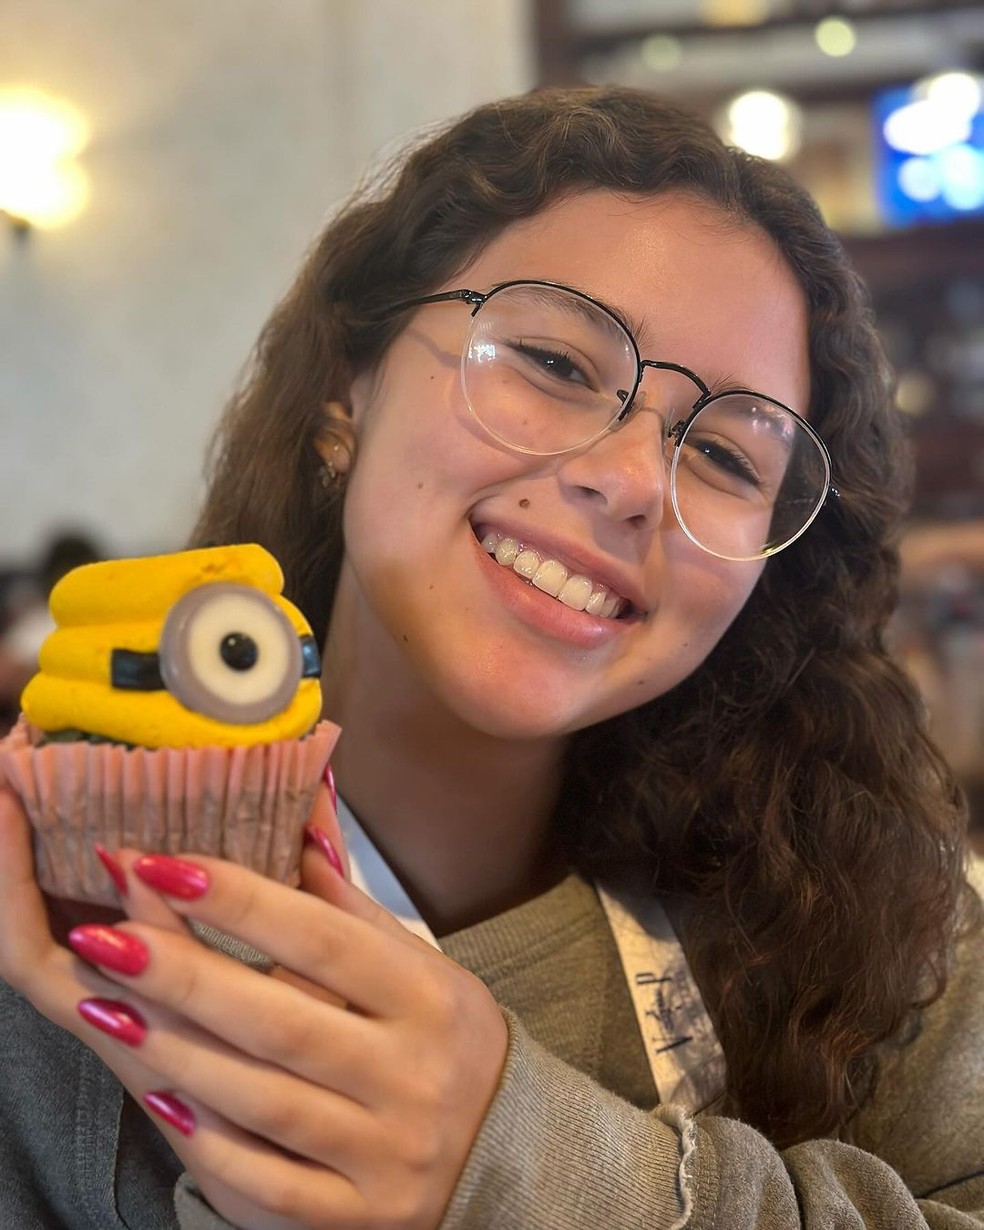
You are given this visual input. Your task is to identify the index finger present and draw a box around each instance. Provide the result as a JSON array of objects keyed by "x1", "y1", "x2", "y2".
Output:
[{"x1": 117, "y1": 850, "x2": 437, "y2": 1018}]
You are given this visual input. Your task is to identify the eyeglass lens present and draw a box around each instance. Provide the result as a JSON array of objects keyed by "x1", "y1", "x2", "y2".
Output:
[{"x1": 463, "y1": 283, "x2": 828, "y2": 561}]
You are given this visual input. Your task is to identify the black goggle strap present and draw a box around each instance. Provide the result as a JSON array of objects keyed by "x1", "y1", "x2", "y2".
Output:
[{"x1": 111, "y1": 634, "x2": 322, "y2": 692}]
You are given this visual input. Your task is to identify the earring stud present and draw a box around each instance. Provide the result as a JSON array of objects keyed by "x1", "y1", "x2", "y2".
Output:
[{"x1": 318, "y1": 441, "x2": 348, "y2": 488}]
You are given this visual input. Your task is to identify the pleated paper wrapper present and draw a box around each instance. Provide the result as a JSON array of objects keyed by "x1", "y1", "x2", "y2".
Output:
[{"x1": 0, "y1": 717, "x2": 340, "y2": 906}]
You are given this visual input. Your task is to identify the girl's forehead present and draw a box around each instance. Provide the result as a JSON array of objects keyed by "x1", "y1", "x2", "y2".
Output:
[
  {"x1": 453, "y1": 189, "x2": 809, "y2": 404},
  {"x1": 459, "y1": 189, "x2": 787, "y2": 309},
  {"x1": 471, "y1": 187, "x2": 739, "y2": 253}
]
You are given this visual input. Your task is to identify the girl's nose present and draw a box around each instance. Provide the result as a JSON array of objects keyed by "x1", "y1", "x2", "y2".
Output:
[{"x1": 554, "y1": 400, "x2": 673, "y2": 529}]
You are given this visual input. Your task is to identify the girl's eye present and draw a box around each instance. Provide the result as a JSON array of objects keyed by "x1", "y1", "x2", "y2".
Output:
[
  {"x1": 158, "y1": 583, "x2": 302, "y2": 724},
  {"x1": 686, "y1": 436, "x2": 762, "y2": 488},
  {"x1": 513, "y1": 342, "x2": 591, "y2": 387}
]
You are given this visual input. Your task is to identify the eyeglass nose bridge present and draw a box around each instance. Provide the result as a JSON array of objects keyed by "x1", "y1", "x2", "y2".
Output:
[{"x1": 613, "y1": 358, "x2": 711, "y2": 438}]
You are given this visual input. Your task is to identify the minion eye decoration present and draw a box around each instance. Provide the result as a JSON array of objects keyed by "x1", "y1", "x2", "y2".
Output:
[
  {"x1": 21, "y1": 544, "x2": 324, "y2": 749},
  {"x1": 112, "y1": 584, "x2": 321, "y2": 724}
]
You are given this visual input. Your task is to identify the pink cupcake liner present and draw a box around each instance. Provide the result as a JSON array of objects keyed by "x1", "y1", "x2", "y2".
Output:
[{"x1": 0, "y1": 717, "x2": 339, "y2": 906}]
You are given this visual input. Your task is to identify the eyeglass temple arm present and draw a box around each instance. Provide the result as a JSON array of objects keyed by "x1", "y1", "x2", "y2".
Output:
[{"x1": 384, "y1": 289, "x2": 486, "y2": 315}]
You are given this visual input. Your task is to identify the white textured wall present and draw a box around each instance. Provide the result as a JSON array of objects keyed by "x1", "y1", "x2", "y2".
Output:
[{"x1": 0, "y1": 0, "x2": 532, "y2": 561}]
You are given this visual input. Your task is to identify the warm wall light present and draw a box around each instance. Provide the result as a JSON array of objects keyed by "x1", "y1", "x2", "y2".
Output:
[
  {"x1": 701, "y1": 0, "x2": 767, "y2": 26},
  {"x1": 0, "y1": 87, "x2": 90, "y2": 231}
]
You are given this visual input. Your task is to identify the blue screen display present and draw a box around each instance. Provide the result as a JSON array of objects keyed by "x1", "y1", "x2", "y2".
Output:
[{"x1": 873, "y1": 81, "x2": 984, "y2": 227}]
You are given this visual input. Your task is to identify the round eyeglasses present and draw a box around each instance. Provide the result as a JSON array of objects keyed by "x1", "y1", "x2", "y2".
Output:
[{"x1": 388, "y1": 279, "x2": 835, "y2": 562}]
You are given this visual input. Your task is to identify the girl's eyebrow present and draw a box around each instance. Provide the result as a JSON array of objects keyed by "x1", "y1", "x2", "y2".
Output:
[
  {"x1": 602, "y1": 298, "x2": 647, "y2": 344},
  {"x1": 706, "y1": 371, "x2": 745, "y2": 395},
  {"x1": 534, "y1": 284, "x2": 781, "y2": 403},
  {"x1": 546, "y1": 280, "x2": 646, "y2": 345}
]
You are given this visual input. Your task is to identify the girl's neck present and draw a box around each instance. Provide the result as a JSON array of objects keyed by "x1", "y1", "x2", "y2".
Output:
[
  {"x1": 327, "y1": 693, "x2": 568, "y2": 936},
  {"x1": 321, "y1": 631, "x2": 569, "y2": 936}
]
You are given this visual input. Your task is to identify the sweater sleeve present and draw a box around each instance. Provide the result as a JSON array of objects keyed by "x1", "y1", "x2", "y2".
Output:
[{"x1": 437, "y1": 1009, "x2": 983, "y2": 1230}]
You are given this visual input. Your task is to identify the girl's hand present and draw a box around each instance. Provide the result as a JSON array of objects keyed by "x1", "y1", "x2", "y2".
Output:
[{"x1": 0, "y1": 785, "x2": 508, "y2": 1230}]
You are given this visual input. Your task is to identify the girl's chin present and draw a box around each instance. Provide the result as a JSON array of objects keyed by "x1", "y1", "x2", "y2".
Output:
[{"x1": 431, "y1": 663, "x2": 617, "y2": 743}]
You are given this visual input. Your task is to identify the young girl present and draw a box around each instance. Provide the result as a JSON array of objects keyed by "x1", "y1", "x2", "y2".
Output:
[{"x1": 1, "y1": 87, "x2": 981, "y2": 1230}]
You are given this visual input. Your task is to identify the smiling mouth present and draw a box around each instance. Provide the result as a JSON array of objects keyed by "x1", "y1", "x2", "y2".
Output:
[{"x1": 476, "y1": 528, "x2": 633, "y2": 620}]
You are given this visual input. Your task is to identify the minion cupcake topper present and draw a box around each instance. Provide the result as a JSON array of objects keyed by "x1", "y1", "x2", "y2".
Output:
[{"x1": 21, "y1": 543, "x2": 323, "y2": 748}]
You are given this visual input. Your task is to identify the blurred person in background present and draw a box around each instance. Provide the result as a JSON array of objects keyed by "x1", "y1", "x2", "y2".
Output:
[{"x1": 0, "y1": 530, "x2": 102, "y2": 735}]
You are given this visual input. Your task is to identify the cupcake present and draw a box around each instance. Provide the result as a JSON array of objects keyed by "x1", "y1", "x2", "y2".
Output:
[{"x1": 0, "y1": 544, "x2": 338, "y2": 905}]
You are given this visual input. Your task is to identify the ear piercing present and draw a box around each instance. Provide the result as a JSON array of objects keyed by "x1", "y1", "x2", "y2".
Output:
[
  {"x1": 319, "y1": 400, "x2": 354, "y2": 487},
  {"x1": 318, "y1": 440, "x2": 352, "y2": 487}
]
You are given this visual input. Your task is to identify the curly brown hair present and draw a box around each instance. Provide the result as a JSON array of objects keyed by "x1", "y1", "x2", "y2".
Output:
[{"x1": 193, "y1": 86, "x2": 979, "y2": 1148}]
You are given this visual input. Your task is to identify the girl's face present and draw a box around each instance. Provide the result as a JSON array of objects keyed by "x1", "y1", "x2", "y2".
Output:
[{"x1": 325, "y1": 189, "x2": 810, "y2": 740}]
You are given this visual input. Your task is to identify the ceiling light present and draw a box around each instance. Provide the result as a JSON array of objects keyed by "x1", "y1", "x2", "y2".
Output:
[
  {"x1": 640, "y1": 35, "x2": 683, "y2": 73},
  {"x1": 723, "y1": 90, "x2": 801, "y2": 162},
  {"x1": 814, "y1": 17, "x2": 857, "y2": 58}
]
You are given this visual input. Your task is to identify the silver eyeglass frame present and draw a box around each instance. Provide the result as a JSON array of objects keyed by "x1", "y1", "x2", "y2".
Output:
[{"x1": 385, "y1": 278, "x2": 838, "y2": 560}]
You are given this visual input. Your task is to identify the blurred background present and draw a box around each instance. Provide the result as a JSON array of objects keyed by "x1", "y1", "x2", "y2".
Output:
[{"x1": 1, "y1": 0, "x2": 981, "y2": 841}]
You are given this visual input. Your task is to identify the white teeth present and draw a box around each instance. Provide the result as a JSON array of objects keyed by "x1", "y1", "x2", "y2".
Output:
[
  {"x1": 513, "y1": 549, "x2": 540, "y2": 580},
  {"x1": 479, "y1": 529, "x2": 629, "y2": 620},
  {"x1": 494, "y1": 536, "x2": 520, "y2": 566},
  {"x1": 601, "y1": 593, "x2": 621, "y2": 618},
  {"x1": 532, "y1": 559, "x2": 568, "y2": 598},
  {"x1": 584, "y1": 586, "x2": 609, "y2": 616},
  {"x1": 558, "y1": 574, "x2": 593, "y2": 611}
]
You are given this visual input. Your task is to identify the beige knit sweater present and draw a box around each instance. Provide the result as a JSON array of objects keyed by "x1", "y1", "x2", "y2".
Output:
[
  {"x1": 2, "y1": 873, "x2": 981, "y2": 1228},
  {"x1": 436, "y1": 874, "x2": 984, "y2": 1228}
]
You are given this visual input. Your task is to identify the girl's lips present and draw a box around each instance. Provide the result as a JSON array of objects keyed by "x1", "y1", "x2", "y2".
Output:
[
  {"x1": 471, "y1": 521, "x2": 646, "y2": 617},
  {"x1": 470, "y1": 530, "x2": 638, "y2": 649}
]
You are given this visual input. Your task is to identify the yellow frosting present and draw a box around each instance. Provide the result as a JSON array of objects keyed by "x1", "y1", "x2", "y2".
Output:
[{"x1": 21, "y1": 544, "x2": 323, "y2": 748}]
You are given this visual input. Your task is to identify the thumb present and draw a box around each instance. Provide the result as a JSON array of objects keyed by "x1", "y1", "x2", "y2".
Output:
[
  {"x1": 0, "y1": 785, "x2": 51, "y2": 967},
  {"x1": 301, "y1": 774, "x2": 349, "y2": 888}
]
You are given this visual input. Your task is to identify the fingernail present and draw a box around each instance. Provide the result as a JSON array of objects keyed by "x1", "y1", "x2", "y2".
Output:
[
  {"x1": 303, "y1": 823, "x2": 344, "y2": 877},
  {"x1": 323, "y1": 762, "x2": 338, "y2": 812},
  {"x1": 78, "y1": 997, "x2": 147, "y2": 1046},
  {"x1": 133, "y1": 853, "x2": 210, "y2": 900},
  {"x1": 143, "y1": 1090, "x2": 196, "y2": 1137},
  {"x1": 68, "y1": 924, "x2": 149, "y2": 975},
  {"x1": 94, "y1": 843, "x2": 128, "y2": 896}
]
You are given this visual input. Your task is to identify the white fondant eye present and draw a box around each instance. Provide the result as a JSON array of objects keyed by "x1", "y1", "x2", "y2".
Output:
[{"x1": 159, "y1": 583, "x2": 302, "y2": 724}]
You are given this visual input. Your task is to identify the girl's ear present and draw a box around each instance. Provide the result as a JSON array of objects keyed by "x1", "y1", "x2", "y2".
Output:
[
  {"x1": 345, "y1": 366, "x2": 375, "y2": 427},
  {"x1": 314, "y1": 401, "x2": 355, "y2": 480},
  {"x1": 323, "y1": 399, "x2": 353, "y2": 433}
]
